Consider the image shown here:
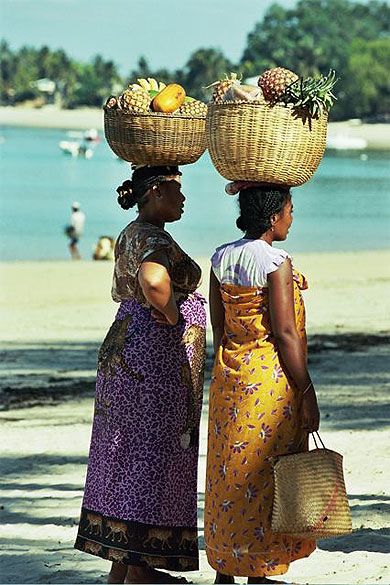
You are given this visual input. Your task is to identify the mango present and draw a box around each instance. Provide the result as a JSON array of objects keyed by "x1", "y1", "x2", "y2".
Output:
[{"x1": 152, "y1": 84, "x2": 186, "y2": 113}]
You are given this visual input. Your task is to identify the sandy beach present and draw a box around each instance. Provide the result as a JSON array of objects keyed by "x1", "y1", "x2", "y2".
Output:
[
  {"x1": 0, "y1": 106, "x2": 389, "y2": 150},
  {"x1": 0, "y1": 252, "x2": 389, "y2": 584}
]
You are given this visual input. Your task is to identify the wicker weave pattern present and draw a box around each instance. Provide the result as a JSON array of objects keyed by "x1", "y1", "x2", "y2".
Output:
[
  {"x1": 271, "y1": 448, "x2": 352, "y2": 539},
  {"x1": 206, "y1": 102, "x2": 328, "y2": 186},
  {"x1": 104, "y1": 109, "x2": 206, "y2": 165}
]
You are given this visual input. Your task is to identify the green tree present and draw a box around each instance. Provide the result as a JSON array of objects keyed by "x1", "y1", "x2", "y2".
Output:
[
  {"x1": 2, "y1": 0, "x2": 389, "y2": 117},
  {"x1": 341, "y1": 37, "x2": 390, "y2": 119},
  {"x1": 242, "y1": 0, "x2": 389, "y2": 76},
  {"x1": 0, "y1": 40, "x2": 16, "y2": 104},
  {"x1": 67, "y1": 61, "x2": 105, "y2": 108},
  {"x1": 240, "y1": 0, "x2": 390, "y2": 119},
  {"x1": 12, "y1": 46, "x2": 40, "y2": 102},
  {"x1": 241, "y1": 4, "x2": 294, "y2": 77}
]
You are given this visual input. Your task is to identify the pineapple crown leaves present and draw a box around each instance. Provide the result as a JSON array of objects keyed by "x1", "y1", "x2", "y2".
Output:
[
  {"x1": 282, "y1": 69, "x2": 338, "y2": 118},
  {"x1": 204, "y1": 72, "x2": 242, "y2": 90}
]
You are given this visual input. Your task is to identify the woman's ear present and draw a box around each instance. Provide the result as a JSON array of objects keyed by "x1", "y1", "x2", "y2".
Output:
[
  {"x1": 152, "y1": 184, "x2": 163, "y2": 198},
  {"x1": 146, "y1": 185, "x2": 159, "y2": 202}
]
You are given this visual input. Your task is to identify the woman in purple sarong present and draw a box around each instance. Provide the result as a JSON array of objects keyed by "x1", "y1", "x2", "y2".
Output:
[{"x1": 74, "y1": 165, "x2": 206, "y2": 584}]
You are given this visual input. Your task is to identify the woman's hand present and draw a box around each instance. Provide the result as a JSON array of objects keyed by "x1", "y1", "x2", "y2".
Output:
[
  {"x1": 151, "y1": 308, "x2": 179, "y2": 326},
  {"x1": 302, "y1": 387, "x2": 320, "y2": 432},
  {"x1": 268, "y1": 259, "x2": 321, "y2": 432}
]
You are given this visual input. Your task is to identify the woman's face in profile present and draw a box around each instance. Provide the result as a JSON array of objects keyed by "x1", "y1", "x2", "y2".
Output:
[
  {"x1": 273, "y1": 197, "x2": 293, "y2": 241},
  {"x1": 156, "y1": 177, "x2": 186, "y2": 223}
]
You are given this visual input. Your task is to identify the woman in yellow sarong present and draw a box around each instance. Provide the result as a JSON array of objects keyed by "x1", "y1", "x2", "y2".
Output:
[{"x1": 204, "y1": 183, "x2": 320, "y2": 584}]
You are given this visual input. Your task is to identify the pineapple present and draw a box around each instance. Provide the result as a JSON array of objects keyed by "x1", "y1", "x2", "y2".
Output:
[
  {"x1": 176, "y1": 99, "x2": 207, "y2": 117},
  {"x1": 119, "y1": 87, "x2": 151, "y2": 113},
  {"x1": 258, "y1": 67, "x2": 299, "y2": 102},
  {"x1": 282, "y1": 70, "x2": 338, "y2": 118},
  {"x1": 209, "y1": 73, "x2": 241, "y2": 103}
]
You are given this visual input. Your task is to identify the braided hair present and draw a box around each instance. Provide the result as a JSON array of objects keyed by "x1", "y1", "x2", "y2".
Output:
[
  {"x1": 116, "y1": 165, "x2": 182, "y2": 210},
  {"x1": 236, "y1": 185, "x2": 291, "y2": 238}
]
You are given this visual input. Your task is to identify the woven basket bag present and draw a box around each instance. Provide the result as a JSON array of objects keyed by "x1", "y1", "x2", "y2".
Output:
[
  {"x1": 104, "y1": 109, "x2": 206, "y2": 165},
  {"x1": 271, "y1": 433, "x2": 352, "y2": 539},
  {"x1": 206, "y1": 101, "x2": 328, "y2": 186}
]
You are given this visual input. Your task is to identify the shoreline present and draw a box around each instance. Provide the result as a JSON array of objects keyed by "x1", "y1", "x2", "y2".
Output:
[
  {"x1": 1, "y1": 247, "x2": 389, "y2": 260},
  {"x1": 0, "y1": 105, "x2": 389, "y2": 149}
]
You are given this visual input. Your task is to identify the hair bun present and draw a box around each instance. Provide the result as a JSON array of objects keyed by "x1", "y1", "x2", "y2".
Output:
[
  {"x1": 116, "y1": 179, "x2": 133, "y2": 197},
  {"x1": 236, "y1": 216, "x2": 245, "y2": 231},
  {"x1": 116, "y1": 180, "x2": 138, "y2": 209}
]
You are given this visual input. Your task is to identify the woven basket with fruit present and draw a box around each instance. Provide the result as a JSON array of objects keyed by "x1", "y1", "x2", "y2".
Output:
[
  {"x1": 104, "y1": 78, "x2": 207, "y2": 165},
  {"x1": 206, "y1": 68, "x2": 337, "y2": 186}
]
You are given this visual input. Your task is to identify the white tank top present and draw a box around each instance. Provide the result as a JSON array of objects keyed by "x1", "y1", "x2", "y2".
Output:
[{"x1": 211, "y1": 238, "x2": 290, "y2": 287}]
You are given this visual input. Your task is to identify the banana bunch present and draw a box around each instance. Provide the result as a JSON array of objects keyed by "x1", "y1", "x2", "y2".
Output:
[{"x1": 128, "y1": 78, "x2": 166, "y2": 92}]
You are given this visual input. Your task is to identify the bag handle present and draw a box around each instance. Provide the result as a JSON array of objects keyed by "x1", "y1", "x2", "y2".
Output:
[{"x1": 311, "y1": 431, "x2": 326, "y2": 449}]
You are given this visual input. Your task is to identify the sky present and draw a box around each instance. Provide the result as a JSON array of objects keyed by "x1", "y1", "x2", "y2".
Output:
[{"x1": 1, "y1": 0, "x2": 299, "y2": 75}]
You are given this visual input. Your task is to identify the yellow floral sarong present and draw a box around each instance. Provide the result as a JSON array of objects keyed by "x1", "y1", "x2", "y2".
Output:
[{"x1": 204, "y1": 270, "x2": 316, "y2": 577}]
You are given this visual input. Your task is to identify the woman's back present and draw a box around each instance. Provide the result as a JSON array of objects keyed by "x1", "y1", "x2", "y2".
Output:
[
  {"x1": 211, "y1": 237, "x2": 290, "y2": 288},
  {"x1": 112, "y1": 221, "x2": 201, "y2": 304},
  {"x1": 205, "y1": 184, "x2": 319, "y2": 581}
]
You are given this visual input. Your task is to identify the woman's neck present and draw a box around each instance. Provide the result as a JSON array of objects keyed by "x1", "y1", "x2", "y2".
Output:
[
  {"x1": 244, "y1": 232, "x2": 273, "y2": 245},
  {"x1": 136, "y1": 211, "x2": 165, "y2": 230},
  {"x1": 260, "y1": 233, "x2": 273, "y2": 245}
]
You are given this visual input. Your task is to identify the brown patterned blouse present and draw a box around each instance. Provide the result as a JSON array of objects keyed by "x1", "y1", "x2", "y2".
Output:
[{"x1": 111, "y1": 221, "x2": 202, "y2": 306}]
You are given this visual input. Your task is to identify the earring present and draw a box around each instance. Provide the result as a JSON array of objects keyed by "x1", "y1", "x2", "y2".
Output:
[{"x1": 271, "y1": 226, "x2": 275, "y2": 232}]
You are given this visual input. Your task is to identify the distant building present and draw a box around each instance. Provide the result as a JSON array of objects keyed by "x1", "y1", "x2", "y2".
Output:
[{"x1": 31, "y1": 78, "x2": 57, "y2": 105}]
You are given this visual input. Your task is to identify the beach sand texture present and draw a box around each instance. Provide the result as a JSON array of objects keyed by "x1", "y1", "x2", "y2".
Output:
[{"x1": 0, "y1": 253, "x2": 389, "y2": 584}]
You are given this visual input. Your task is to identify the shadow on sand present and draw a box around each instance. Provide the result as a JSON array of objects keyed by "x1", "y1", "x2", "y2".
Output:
[
  {"x1": 0, "y1": 333, "x2": 389, "y2": 583},
  {"x1": 3, "y1": 334, "x2": 389, "y2": 430}
]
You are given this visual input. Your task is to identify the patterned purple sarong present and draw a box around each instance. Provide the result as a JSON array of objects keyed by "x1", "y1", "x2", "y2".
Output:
[{"x1": 74, "y1": 293, "x2": 206, "y2": 571}]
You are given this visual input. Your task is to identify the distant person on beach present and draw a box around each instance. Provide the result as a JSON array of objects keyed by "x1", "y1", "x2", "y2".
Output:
[
  {"x1": 92, "y1": 235, "x2": 115, "y2": 261},
  {"x1": 74, "y1": 165, "x2": 206, "y2": 584},
  {"x1": 65, "y1": 202, "x2": 85, "y2": 260},
  {"x1": 204, "y1": 183, "x2": 320, "y2": 584}
]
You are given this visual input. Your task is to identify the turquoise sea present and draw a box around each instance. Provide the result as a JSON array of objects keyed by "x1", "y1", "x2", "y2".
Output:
[{"x1": 0, "y1": 126, "x2": 389, "y2": 261}]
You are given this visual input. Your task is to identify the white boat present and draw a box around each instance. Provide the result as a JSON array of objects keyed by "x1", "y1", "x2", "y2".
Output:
[
  {"x1": 84, "y1": 128, "x2": 100, "y2": 142},
  {"x1": 59, "y1": 140, "x2": 94, "y2": 158},
  {"x1": 65, "y1": 129, "x2": 100, "y2": 142},
  {"x1": 326, "y1": 134, "x2": 367, "y2": 150}
]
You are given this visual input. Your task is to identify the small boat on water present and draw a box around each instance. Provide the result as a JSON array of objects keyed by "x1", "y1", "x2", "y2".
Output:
[
  {"x1": 65, "y1": 128, "x2": 100, "y2": 143},
  {"x1": 59, "y1": 129, "x2": 99, "y2": 158},
  {"x1": 84, "y1": 128, "x2": 100, "y2": 142},
  {"x1": 326, "y1": 134, "x2": 368, "y2": 150},
  {"x1": 59, "y1": 140, "x2": 94, "y2": 158}
]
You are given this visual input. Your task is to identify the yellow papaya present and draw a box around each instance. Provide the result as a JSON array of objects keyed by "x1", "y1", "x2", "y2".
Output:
[{"x1": 152, "y1": 84, "x2": 186, "y2": 113}]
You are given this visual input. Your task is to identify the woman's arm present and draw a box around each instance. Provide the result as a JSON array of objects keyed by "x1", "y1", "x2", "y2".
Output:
[
  {"x1": 268, "y1": 258, "x2": 320, "y2": 431},
  {"x1": 138, "y1": 251, "x2": 179, "y2": 325},
  {"x1": 209, "y1": 268, "x2": 225, "y2": 354}
]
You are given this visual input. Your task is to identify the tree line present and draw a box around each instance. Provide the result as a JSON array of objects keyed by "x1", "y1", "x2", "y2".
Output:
[{"x1": 1, "y1": 0, "x2": 389, "y2": 121}]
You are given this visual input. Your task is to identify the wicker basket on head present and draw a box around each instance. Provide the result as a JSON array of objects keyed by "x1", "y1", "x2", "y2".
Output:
[
  {"x1": 206, "y1": 101, "x2": 328, "y2": 186},
  {"x1": 104, "y1": 109, "x2": 206, "y2": 165}
]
